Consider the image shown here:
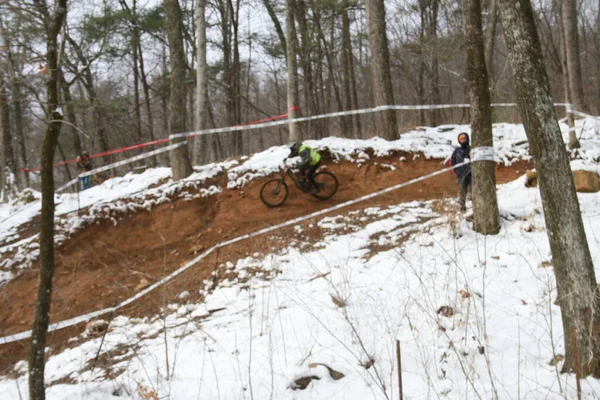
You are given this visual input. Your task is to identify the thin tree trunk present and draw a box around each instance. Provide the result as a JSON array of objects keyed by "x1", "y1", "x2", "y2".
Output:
[
  {"x1": 556, "y1": 0, "x2": 579, "y2": 148},
  {"x1": 345, "y1": 10, "x2": 362, "y2": 138},
  {"x1": 262, "y1": 0, "x2": 287, "y2": 57},
  {"x1": 365, "y1": 0, "x2": 397, "y2": 139},
  {"x1": 429, "y1": 0, "x2": 441, "y2": 125},
  {"x1": 484, "y1": 0, "x2": 499, "y2": 85},
  {"x1": 29, "y1": 0, "x2": 67, "y2": 398},
  {"x1": 0, "y1": 72, "x2": 14, "y2": 201},
  {"x1": 342, "y1": 10, "x2": 354, "y2": 137},
  {"x1": 562, "y1": 0, "x2": 587, "y2": 113},
  {"x1": 296, "y1": 0, "x2": 314, "y2": 136},
  {"x1": 132, "y1": 0, "x2": 142, "y2": 147},
  {"x1": 165, "y1": 0, "x2": 193, "y2": 179},
  {"x1": 2, "y1": 34, "x2": 29, "y2": 188},
  {"x1": 311, "y1": 1, "x2": 346, "y2": 135},
  {"x1": 194, "y1": 0, "x2": 210, "y2": 165},
  {"x1": 285, "y1": 0, "x2": 302, "y2": 141},
  {"x1": 498, "y1": 0, "x2": 600, "y2": 376},
  {"x1": 66, "y1": 35, "x2": 111, "y2": 165},
  {"x1": 463, "y1": 0, "x2": 500, "y2": 234},
  {"x1": 58, "y1": 70, "x2": 81, "y2": 156},
  {"x1": 137, "y1": 41, "x2": 157, "y2": 165}
]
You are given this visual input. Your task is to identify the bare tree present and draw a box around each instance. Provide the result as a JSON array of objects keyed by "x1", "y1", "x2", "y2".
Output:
[
  {"x1": 462, "y1": 0, "x2": 500, "y2": 234},
  {"x1": 498, "y1": 0, "x2": 600, "y2": 375},
  {"x1": 561, "y1": 0, "x2": 586, "y2": 114},
  {"x1": 164, "y1": 0, "x2": 193, "y2": 179},
  {"x1": 194, "y1": 0, "x2": 209, "y2": 164},
  {"x1": 285, "y1": 0, "x2": 301, "y2": 141},
  {"x1": 365, "y1": 0, "x2": 397, "y2": 139},
  {"x1": 29, "y1": 0, "x2": 67, "y2": 398}
]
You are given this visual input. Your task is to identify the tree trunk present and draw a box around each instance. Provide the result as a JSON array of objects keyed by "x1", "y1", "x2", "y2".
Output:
[
  {"x1": 0, "y1": 72, "x2": 15, "y2": 202},
  {"x1": 463, "y1": 0, "x2": 500, "y2": 235},
  {"x1": 365, "y1": 0, "x2": 397, "y2": 139},
  {"x1": 58, "y1": 70, "x2": 82, "y2": 156},
  {"x1": 137, "y1": 41, "x2": 157, "y2": 165},
  {"x1": 165, "y1": 0, "x2": 193, "y2": 179},
  {"x1": 228, "y1": 0, "x2": 242, "y2": 155},
  {"x1": 29, "y1": 0, "x2": 67, "y2": 398},
  {"x1": 262, "y1": 0, "x2": 287, "y2": 57},
  {"x1": 66, "y1": 35, "x2": 111, "y2": 165},
  {"x1": 285, "y1": 0, "x2": 302, "y2": 141},
  {"x1": 498, "y1": 0, "x2": 600, "y2": 376},
  {"x1": 484, "y1": 0, "x2": 499, "y2": 85},
  {"x1": 296, "y1": 0, "x2": 315, "y2": 137},
  {"x1": 561, "y1": 0, "x2": 586, "y2": 114},
  {"x1": 345, "y1": 10, "x2": 362, "y2": 138},
  {"x1": 428, "y1": 0, "x2": 441, "y2": 125},
  {"x1": 341, "y1": 10, "x2": 355, "y2": 137},
  {"x1": 132, "y1": 0, "x2": 142, "y2": 147},
  {"x1": 556, "y1": 0, "x2": 579, "y2": 149},
  {"x1": 0, "y1": 28, "x2": 29, "y2": 189},
  {"x1": 194, "y1": 0, "x2": 210, "y2": 165}
]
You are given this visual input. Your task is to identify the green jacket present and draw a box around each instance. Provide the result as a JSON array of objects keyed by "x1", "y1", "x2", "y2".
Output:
[{"x1": 298, "y1": 144, "x2": 322, "y2": 166}]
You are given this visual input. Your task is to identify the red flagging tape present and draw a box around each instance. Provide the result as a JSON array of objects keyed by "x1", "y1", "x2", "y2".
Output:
[{"x1": 21, "y1": 109, "x2": 296, "y2": 173}]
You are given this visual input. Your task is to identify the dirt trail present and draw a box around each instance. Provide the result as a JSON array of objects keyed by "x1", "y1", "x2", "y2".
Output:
[{"x1": 0, "y1": 153, "x2": 531, "y2": 372}]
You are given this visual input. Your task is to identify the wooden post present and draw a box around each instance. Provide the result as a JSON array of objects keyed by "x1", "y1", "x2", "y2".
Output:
[
  {"x1": 396, "y1": 339, "x2": 403, "y2": 400},
  {"x1": 571, "y1": 326, "x2": 582, "y2": 400}
]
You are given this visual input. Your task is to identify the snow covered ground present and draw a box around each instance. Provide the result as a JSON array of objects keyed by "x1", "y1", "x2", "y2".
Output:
[
  {"x1": 0, "y1": 117, "x2": 599, "y2": 399},
  {"x1": 2, "y1": 171, "x2": 600, "y2": 399}
]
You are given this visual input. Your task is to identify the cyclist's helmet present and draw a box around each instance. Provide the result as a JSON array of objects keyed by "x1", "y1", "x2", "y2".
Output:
[
  {"x1": 289, "y1": 141, "x2": 302, "y2": 157},
  {"x1": 457, "y1": 132, "x2": 469, "y2": 146}
]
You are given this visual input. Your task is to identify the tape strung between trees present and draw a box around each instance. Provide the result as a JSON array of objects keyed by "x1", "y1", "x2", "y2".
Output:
[{"x1": 55, "y1": 141, "x2": 188, "y2": 193}]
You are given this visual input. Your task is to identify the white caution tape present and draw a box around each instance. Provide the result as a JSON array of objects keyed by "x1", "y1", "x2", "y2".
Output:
[
  {"x1": 56, "y1": 177, "x2": 79, "y2": 193},
  {"x1": 56, "y1": 141, "x2": 187, "y2": 193},
  {"x1": 570, "y1": 109, "x2": 600, "y2": 121},
  {"x1": 0, "y1": 160, "x2": 469, "y2": 345},
  {"x1": 471, "y1": 146, "x2": 495, "y2": 162},
  {"x1": 168, "y1": 103, "x2": 574, "y2": 140}
]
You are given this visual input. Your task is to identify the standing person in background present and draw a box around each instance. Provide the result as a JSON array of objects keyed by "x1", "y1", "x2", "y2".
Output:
[
  {"x1": 76, "y1": 151, "x2": 93, "y2": 190},
  {"x1": 450, "y1": 132, "x2": 472, "y2": 212}
]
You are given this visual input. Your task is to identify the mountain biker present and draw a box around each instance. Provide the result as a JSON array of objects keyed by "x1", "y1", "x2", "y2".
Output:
[{"x1": 289, "y1": 142, "x2": 322, "y2": 194}]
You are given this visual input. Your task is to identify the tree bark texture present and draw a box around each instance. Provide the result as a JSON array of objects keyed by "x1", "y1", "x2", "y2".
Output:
[
  {"x1": 365, "y1": 0, "x2": 397, "y2": 140},
  {"x1": 498, "y1": 0, "x2": 600, "y2": 376},
  {"x1": 194, "y1": 0, "x2": 209, "y2": 165},
  {"x1": 561, "y1": 0, "x2": 586, "y2": 113},
  {"x1": 462, "y1": 0, "x2": 500, "y2": 234},
  {"x1": 556, "y1": 0, "x2": 580, "y2": 149},
  {"x1": 285, "y1": 0, "x2": 301, "y2": 141},
  {"x1": 164, "y1": 0, "x2": 193, "y2": 179},
  {"x1": 29, "y1": 0, "x2": 67, "y2": 398}
]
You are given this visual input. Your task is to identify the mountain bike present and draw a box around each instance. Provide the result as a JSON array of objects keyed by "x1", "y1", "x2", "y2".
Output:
[{"x1": 260, "y1": 164, "x2": 339, "y2": 207}]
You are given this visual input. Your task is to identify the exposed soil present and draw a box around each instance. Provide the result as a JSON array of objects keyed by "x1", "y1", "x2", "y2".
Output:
[{"x1": 0, "y1": 153, "x2": 532, "y2": 374}]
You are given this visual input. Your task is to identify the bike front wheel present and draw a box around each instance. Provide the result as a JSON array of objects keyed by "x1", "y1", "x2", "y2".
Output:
[
  {"x1": 312, "y1": 171, "x2": 339, "y2": 200},
  {"x1": 260, "y1": 179, "x2": 289, "y2": 207}
]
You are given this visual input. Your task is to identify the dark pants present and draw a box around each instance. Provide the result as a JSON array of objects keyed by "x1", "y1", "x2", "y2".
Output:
[
  {"x1": 300, "y1": 162, "x2": 320, "y2": 190},
  {"x1": 458, "y1": 174, "x2": 472, "y2": 211},
  {"x1": 80, "y1": 175, "x2": 91, "y2": 190}
]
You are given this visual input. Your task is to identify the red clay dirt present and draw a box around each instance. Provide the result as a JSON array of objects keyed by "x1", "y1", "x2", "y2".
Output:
[{"x1": 0, "y1": 153, "x2": 532, "y2": 373}]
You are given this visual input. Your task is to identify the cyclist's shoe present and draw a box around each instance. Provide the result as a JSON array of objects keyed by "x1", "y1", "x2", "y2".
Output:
[{"x1": 307, "y1": 185, "x2": 319, "y2": 194}]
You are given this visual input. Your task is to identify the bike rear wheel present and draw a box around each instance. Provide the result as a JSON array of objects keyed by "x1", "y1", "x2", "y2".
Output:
[
  {"x1": 260, "y1": 179, "x2": 289, "y2": 207},
  {"x1": 312, "y1": 171, "x2": 338, "y2": 200}
]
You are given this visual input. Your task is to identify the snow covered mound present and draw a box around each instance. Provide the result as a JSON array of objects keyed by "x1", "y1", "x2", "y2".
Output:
[{"x1": 2, "y1": 165, "x2": 599, "y2": 399}]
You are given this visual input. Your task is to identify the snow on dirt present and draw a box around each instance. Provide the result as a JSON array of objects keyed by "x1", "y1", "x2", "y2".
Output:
[
  {"x1": 1, "y1": 169, "x2": 599, "y2": 399},
  {"x1": 0, "y1": 117, "x2": 599, "y2": 399}
]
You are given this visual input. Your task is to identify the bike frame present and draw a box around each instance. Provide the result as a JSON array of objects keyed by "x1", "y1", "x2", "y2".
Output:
[{"x1": 277, "y1": 167, "x2": 309, "y2": 193}]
